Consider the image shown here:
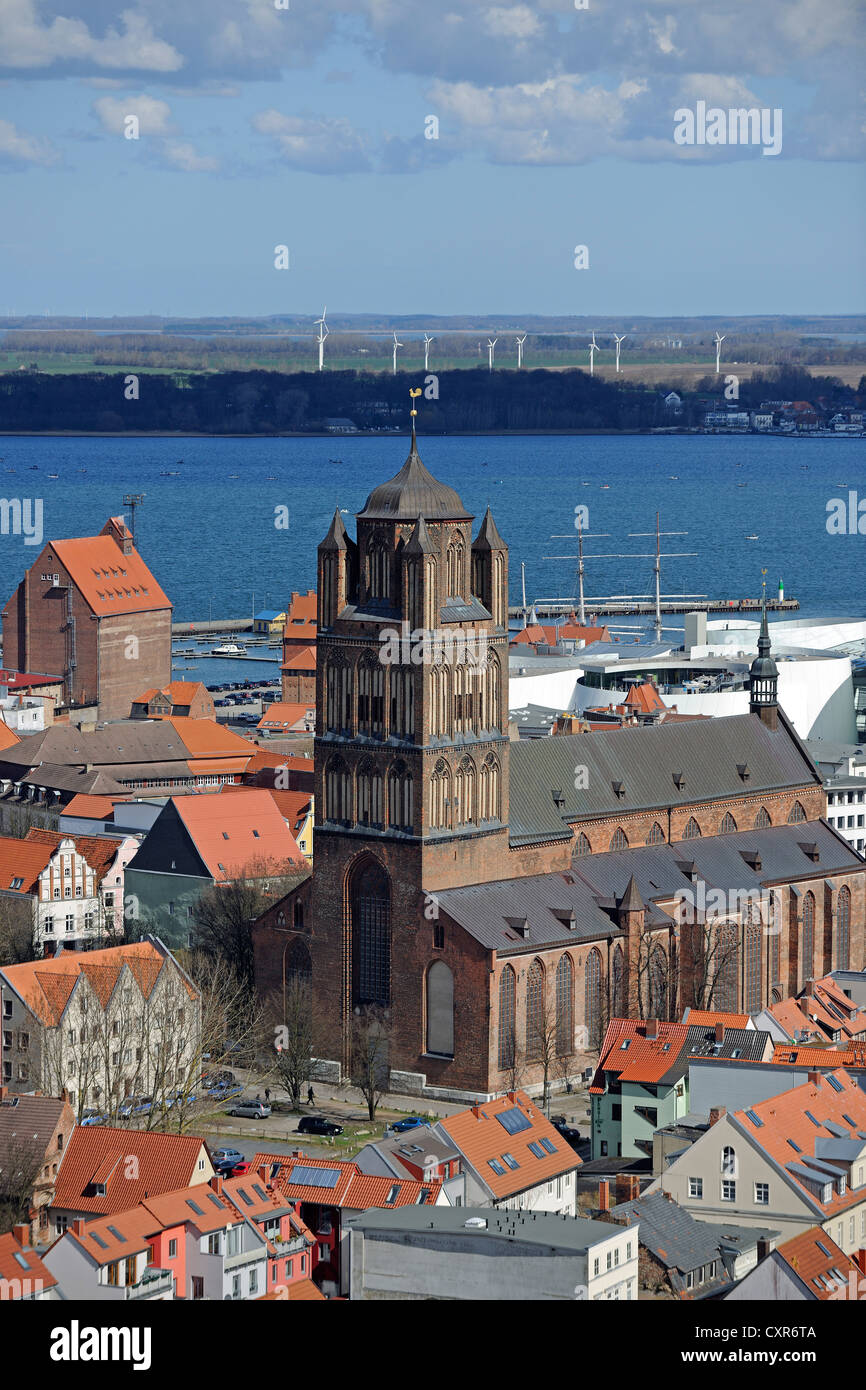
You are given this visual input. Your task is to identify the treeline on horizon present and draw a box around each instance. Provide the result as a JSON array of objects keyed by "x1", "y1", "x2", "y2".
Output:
[{"x1": 0, "y1": 366, "x2": 861, "y2": 435}]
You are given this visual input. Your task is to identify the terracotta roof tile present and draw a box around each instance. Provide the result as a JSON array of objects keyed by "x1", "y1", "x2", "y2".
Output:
[
  {"x1": 256, "y1": 703, "x2": 315, "y2": 733},
  {"x1": 774, "y1": 1227, "x2": 864, "y2": 1299},
  {"x1": 683, "y1": 1009, "x2": 750, "y2": 1029},
  {"x1": 0, "y1": 720, "x2": 20, "y2": 750},
  {"x1": 435, "y1": 1090, "x2": 580, "y2": 1199},
  {"x1": 141, "y1": 1182, "x2": 240, "y2": 1234},
  {"x1": 52, "y1": 523, "x2": 171, "y2": 617},
  {"x1": 53, "y1": 1127, "x2": 213, "y2": 1216},
  {"x1": 0, "y1": 942, "x2": 180, "y2": 1026},
  {"x1": 25, "y1": 826, "x2": 127, "y2": 883},
  {"x1": 62, "y1": 793, "x2": 128, "y2": 819},
  {"x1": 0, "y1": 835, "x2": 54, "y2": 894},
  {"x1": 171, "y1": 789, "x2": 306, "y2": 882},
  {"x1": 0, "y1": 1231, "x2": 58, "y2": 1292},
  {"x1": 252, "y1": 1153, "x2": 442, "y2": 1211}
]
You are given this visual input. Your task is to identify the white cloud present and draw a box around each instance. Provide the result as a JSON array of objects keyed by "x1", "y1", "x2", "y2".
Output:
[
  {"x1": 92, "y1": 94, "x2": 173, "y2": 135},
  {"x1": 0, "y1": 0, "x2": 182, "y2": 71},
  {"x1": 252, "y1": 109, "x2": 371, "y2": 173},
  {"x1": 160, "y1": 139, "x2": 219, "y2": 172},
  {"x1": 0, "y1": 117, "x2": 60, "y2": 165}
]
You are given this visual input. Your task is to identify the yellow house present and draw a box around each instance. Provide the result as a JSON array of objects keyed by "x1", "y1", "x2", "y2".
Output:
[{"x1": 253, "y1": 609, "x2": 287, "y2": 637}]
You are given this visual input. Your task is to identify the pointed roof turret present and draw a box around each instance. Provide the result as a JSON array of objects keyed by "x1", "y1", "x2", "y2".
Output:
[
  {"x1": 749, "y1": 587, "x2": 778, "y2": 683},
  {"x1": 404, "y1": 514, "x2": 437, "y2": 556},
  {"x1": 618, "y1": 875, "x2": 644, "y2": 913},
  {"x1": 319, "y1": 507, "x2": 348, "y2": 551},
  {"x1": 473, "y1": 505, "x2": 507, "y2": 551}
]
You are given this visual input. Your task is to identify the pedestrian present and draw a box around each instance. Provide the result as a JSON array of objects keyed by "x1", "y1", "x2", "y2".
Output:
[
  {"x1": 255, "y1": 1092, "x2": 261, "y2": 1102},
  {"x1": 308, "y1": 1085, "x2": 315, "y2": 1106},
  {"x1": 264, "y1": 1087, "x2": 270, "y2": 1103}
]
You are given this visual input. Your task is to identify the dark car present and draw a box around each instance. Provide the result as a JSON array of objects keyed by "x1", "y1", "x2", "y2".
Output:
[
  {"x1": 390, "y1": 1116, "x2": 429, "y2": 1134},
  {"x1": 297, "y1": 1116, "x2": 344, "y2": 1137},
  {"x1": 552, "y1": 1120, "x2": 582, "y2": 1149}
]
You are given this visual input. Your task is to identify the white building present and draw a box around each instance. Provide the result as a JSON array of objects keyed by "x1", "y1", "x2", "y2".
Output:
[
  {"x1": 806, "y1": 740, "x2": 866, "y2": 857},
  {"x1": 0, "y1": 830, "x2": 138, "y2": 954}
]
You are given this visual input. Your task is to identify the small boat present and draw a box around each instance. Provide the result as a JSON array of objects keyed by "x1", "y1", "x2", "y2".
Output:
[
  {"x1": 211, "y1": 643, "x2": 247, "y2": 656},
  {"x1": 669, "y1": 475, "x2": 679, "y2": 480},
  {"x1": 745, "y1": 534, "x2": 759, "y2": 540},
  {"x1": 160, "y1": 470, "x2": 180, "y2": 477},
  {"x1": 48, "y1": 473, "x2": 59, "y2": 479},
  {"x1": 228, "y1": 474, "x2": 239, "y2": 479},
  {"x1": 329, "y1": 459, "x2": 343, "y2": 465},
  {"x1": 737, "y1": 482, "x2": 747, "y2": 487},
  {"x1": 29, "y1": 465, "x2": 38, "y2": 470}
]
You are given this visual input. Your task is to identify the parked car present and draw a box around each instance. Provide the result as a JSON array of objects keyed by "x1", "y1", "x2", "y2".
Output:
[
  {"x1": 228, "y1": 1100, "x2": 272, "y2": 1119},
  {"x1": 229, "y1": 1160, "x2": 251, "y2": 1176},
  {"x1": 118, "y1": 1095, "x2": 152, "y2": 1119},
  {"x1": 208, "y1": 1082, "x2": 243, "y2": 1101},
  {"x1": 390, "y1": 1116, "x2": 429, "y2": 1134},
  {"x1": 163, "y1": 1089, "x2": 197, "y2": 1111},
  {"x1": 552, "y1": 1120, "x2": 582, "y2": 1149},
  {"x1": 79, "y1": 1108, "x2": 109, "y2": 1127},
  {"x1": 297, "y1": 1116, "x2": 344, "y2": 1137},
  {"x1": 211, "y1": 1147, "x2": 245, "y2": 1173}
]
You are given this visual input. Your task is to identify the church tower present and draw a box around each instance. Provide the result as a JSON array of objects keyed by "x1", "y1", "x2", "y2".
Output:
[
  {"x1": 310, "y1": 406, "x2": 510, "y2": 1056},
  {"x1": 749, "y1": 586, "x2": 779, "y2": 731}
]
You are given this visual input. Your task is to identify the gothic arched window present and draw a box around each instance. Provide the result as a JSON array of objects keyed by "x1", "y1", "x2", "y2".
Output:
[
  {"x1": 426, "y1": 961, "x2": 454, "y2": 1057},
  {"x1": 574, "y1": 832, "x2": 592, "y2": 858},
  {"x1": 744, "y1": 910, "x2": 762, "y2": 1012},
  {"x1": 720, "y1": 812, "x2": 738, "y2": 834},
  {"x1": 754, "y1": 806, "x2": 772, "y2": 828},
  {"x1": 555, "y1": 954, "x2": 574, "y2": 1057},
  {"x1": 715, "y1": 921, "x2": 740, "y2": 1012},
  {"x1": 387, "y1": 760, "x2": 413, "y2": 832},
  {"x1": 836, "y1": 887, "x2": 851, "y2": 970},
  {"x1": 645, "y1": 822, "x2": 665, "y2": 845},
  {"x1": 526, "y1": 958, "x2": 545, "y2": 1061},
  {"x1": 787, "y1": 801, "x2": 807, "y2": 824},
  {"x1": 455, "y1": 756, "x2": 476, "y2": 826},
  {"x1": 498, "y1": 965, "x2": 516, "y2": 1071},
  {"x1": 683, "y1": 817, "x2": 702, "y2": 840},
  {"x1": 325, "y1": 756, "x2": 351, "y2": 825},
  {"x1": 357, "y1": 760, "x2": 383, "y2": 828},
  {"x1": 430, "y1": 759, "x2": 451, "y2": 831},
  {"x1": 801, "y1": 892, "x2": 815, "y2": 982},
  {"x1": 358, "y1": 657, "x2": 384, "y2": 738},
  {"x1": 350, "y1": 859, "x2": 391, "y2": 1008},
  {"x1": 585, "y1": 948, "x2": 603, "y2": 1050},
  {"x1": 446, "y1": 533, "x2": 464, "y2": 598},
  {"x1": 611, "y1": 944, "x2": 625, "y2": 1016},
  {"x1": 367, "y1": 537, "x2": 390, "y2": 599},
  {"x1": 648, "y1": 946, "x2": 668, "y2": 1019},
  {"x1": 609, "y1": 827, "x2": 629, "y2": 852}
]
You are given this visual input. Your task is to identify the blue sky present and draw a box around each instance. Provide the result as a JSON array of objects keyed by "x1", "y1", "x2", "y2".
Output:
[{"x1": 0, "y1": 0, "x2": 863, "y2": 317}]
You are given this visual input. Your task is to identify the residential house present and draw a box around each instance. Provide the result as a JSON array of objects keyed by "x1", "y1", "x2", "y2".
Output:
[
  {"x1": 605, "y1": 1186, "x2": 777, "y2": 1298},
  {"x1": 590, "y1": 1018, "x2": 773, "y2": 1160},
  {"x1": 24, "y1": 826, "x2": 139, "y2": 946},
  {"x1": 0, "y1": 940, "x2": 201, "y2": 1120},
  {"x1": 353, "y1": 1128, "x2": 465, "y2": 1205},
  {"x1": 280, "y1": 646, "x2": 316, "y2": 705},
  {"x1": 346, "y1": 1206, "x2": 639, "y2": 1301},
  {"x1": 43, "y1": 1208, "x2": 176, "y2": 1301},
  {"x1": 219, "y1": 783, "x2": 313, "y2": 863},
  {"x1": 767, "y1": 975, "x2": 866, "y2": 1046},
  {"x1": 130, "y1": 681, "x2": 214, "y2": 721},
  {"x1": 253, "y1": 610, "x2": 287, "y2": 638},
  {"x1": 0, "y1": 1089, "x2": 76, "y2": 1243},
  {"x1": 220, "y1": 1166, "x2": 316, "y2": 1295},
  {"x1": 135, "y1": 1180, "x2": 269, "y2": 1301},
  {"x1": 49, "y1": 1126, "x2": 213, "y2": 1232},
  {"x1": 124, "y1": 788, "x2": 307, "y2": 947},
  {"x1": 256, "y1": 1150, "x2": 444, "y2": 1297},
  {"x1": 726, "y1": 1226, "x2": 866, "y2": 1301},
  {"x1": 0, "y1": 1226, "x2": 61, "y2": 1300},
  {"x1": 653, "y1": 1069, "x2": 866, "y2": 1253},
  {"x1": 431, "y1": 1090, "x2": 581, "y2": 1215},
  {"x1": 256, "y1": 702, "x2": 316, "y2": 736}
]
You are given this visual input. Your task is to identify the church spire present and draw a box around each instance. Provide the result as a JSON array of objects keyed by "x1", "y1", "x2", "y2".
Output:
[{"x1": 749, "y1": 571, "x2": 779, "y2": 730}]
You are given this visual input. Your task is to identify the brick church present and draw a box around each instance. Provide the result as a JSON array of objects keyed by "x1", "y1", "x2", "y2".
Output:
[{"x1": 253, "y1": 428, "x2": 865, "y2": 1101}]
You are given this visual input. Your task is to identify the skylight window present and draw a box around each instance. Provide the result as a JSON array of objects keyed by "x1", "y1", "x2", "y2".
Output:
[
  {"x1": 528, "y1": 1141, "x2": 545, "y2": 1159},
  {"x1": 386, "y1": 1183, "x2": 401, "y2": 1203},
  {"x1": 805, "y1": 1110, "x2": 821, "y2": 1127},
  {"x1": 745, "y1": 1109, "x2": 763, "y2": 1127},
  {"x1": 495, "y1": 1107, "x2": 532, "y2": 1136},
  {"x1": 488, "y1": 1159, "x2": 506, "y2": 1176},
  {"x1": 826, "y1": 1075, "x2": 843, "y2": 1092},
  {"x1": 539, "y1": 1137, "x2": 557, "y2": 1154},
  {"x1": 501, "y1": 1153, "x2": 520, "y2": 1170},
  {"x1": 620, "y1": 1039, "x2": 631, "y2": 1050},
  {"x1": 787, "y1": 1139, "x2": 802, "y2": 1153}
]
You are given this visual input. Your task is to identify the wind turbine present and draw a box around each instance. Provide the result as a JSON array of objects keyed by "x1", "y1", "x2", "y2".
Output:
[
  {"x1": 516, "y1": 333, "x2": 527, "y2": 369},
  {"x1": 424, "y1": 334, "x2": 434, "y2": 371},
  {"x1": 714, "y1": 331, "x2": 726, "y2": 375},
  {"x1": 613, "y1": 333, "x2": 626, "y2": 374},
  {"x1": 589, "y1": 330, "x2": 599, "y2": 377},
  {"x1": 315, "y1": 307, "x2": 328, "y2": 372},
  {"x1": 487, "y1": 337, "x2": 498, "y2": 371},
  {"x1": 392, "y1": 331, "x2": 403, "y2": 375}
]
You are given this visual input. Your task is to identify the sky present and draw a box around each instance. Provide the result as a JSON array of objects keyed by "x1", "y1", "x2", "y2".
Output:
[{"x1": 0, "y1": 0, "x2": 864, "y2": 318}]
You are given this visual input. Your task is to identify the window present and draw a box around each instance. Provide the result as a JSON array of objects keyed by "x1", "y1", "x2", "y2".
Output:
[
  {"x1": 207, "y1": 1232, "x2": 221, "y2": 1255},
  {"x1": 593, "y1": 1257, "x2": 599, "y2": 1277},
  {"x1": 683, "y1": 816, "x2": 702, "y2": 840},
  {"x1": 498, "y1": 966, "x2": 516, "y2": 1071},
  {"x1": 555, "y1": 954, "x2": 574, "y2": 1056},
  {"x1": 526, "y1": 959, "x2": 545, "y2": 1060},
  {"x1": 754, "y1": 1182, "x2": 769, "y2": 1205},
  {"x1": 721, "y1": 1146, "x2": 737, "y2": 1177},
  {"x1": 626, "y1": 1242, "x2": 632, "y2": 1260},
  {"x1": 608, "y1": 827, "x2": 629, "y2": 851},
  {"x1": 721, "y1": 1180, "x2": 736, "y2": 1202},
  {"x1": 426, "y1": 960, "x2": 454, "y2": 1058},
  {"x1": 688, "y1": 1177, "x2": 703, "y2": 1199},
  {"x1": 168, "y1": 1239, "x2": 177, "y2": 1258},
  {"x1": 614, "y1": 1246, "x2": 619, "y2": 1266},
  {"x1": 249, "y1": 1268, "x2": 258, "y2": 1295},
  {"x1": 300, "y1": 1255, "x2": 306, "y2": 1273},
  {"x1": 801, "y1": 892, "x2": 815, "y2": 981},
  {"x1": 606, "y1": 1251, "x2": 612, "y2": 1270}
]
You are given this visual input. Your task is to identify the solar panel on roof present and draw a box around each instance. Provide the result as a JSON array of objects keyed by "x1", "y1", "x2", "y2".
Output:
[
  {"x1": 495, "y1": 1106, "x2": 532, "y2": 1136},
  {"x1": 288, "y1": 1165, "x2": 340, "y2": 1189},
  {"x1": 106, "y1": 1225, "x2": 127, "y2": 1242},
  {"x1": 186, "y1": 1199, "x2": 205, "y2": 1215},
  {"x1": 826, "y1": 1074, "x2": 843, "y2": 1092}
]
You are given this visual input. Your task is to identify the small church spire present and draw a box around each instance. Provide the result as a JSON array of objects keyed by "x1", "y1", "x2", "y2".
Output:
[{"x1": 749, "y1": 569, "x2": 779, "y2": 729}]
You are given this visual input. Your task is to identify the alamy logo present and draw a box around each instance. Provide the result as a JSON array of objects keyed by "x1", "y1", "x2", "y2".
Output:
[
  {"x1": 674, "y1": 101, "x2": 782, "y2": 157},
  {"x1": 379, "y1": 623, "x2": 489, "y2": 671},
  {"x1": 675, "y1": 885, "x2": 780, "y2": 934},
  {"x1": 0, "y1": 497, "x2": 43, "y2": 546},
  {"x1": 50, "y1": 1321, "x2": 152, "y2": 1371}
]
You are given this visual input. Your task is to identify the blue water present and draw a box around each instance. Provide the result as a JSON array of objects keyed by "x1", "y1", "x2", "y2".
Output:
[{"x1": 0, "y1": 434, "x2": 862, "y2": 629}]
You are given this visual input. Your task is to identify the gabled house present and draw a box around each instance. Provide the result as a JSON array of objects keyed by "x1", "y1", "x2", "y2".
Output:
[
  {"x1": 653, "y1": 1068, "x2": 866, "y2": 1253},
  {"x1": 255, "y1": 1150, "x2": 444, "y2": 1297},
  {"x1": 0, "y1": 828, "x2": 137, "y2": 957},
  {"x1": 135, "y1": 1179, "x2": 269, "y2": 1301},
  {"x1": 44, "y1": 1207, "x2": 176, "y2": 1301},
  {"x1": 130, "y1": 682, "x2": 214, "y2": 721},
  {"x1": 590, "y1": 1018, "x2": 773, "y2": 1159},
  {"x1": 0, "y1": 1225, "x2": 61, "y2": 1300},
  {"x1": 353, "y1": 1129, "x2": 464, "y2": 1205},
  {"x1": 767, "y1": 975, "x2": 866, "y2": 1046},
  {"x1": 431, "y1": 1089, "x2": 581, "y2": 1215},
  {"x1": 220, "y1": 1166, "x2": 316, "y2": 1295},
  {"x1": 0, "y1": 1089, "x2": 76, "y2": 1243},
  {"x1": 726, "y1": 1226, "x2": 866, "y2": 1301},
  {"x1": 49, "y1": 1126, "x2": 213, "y2": 1231}
]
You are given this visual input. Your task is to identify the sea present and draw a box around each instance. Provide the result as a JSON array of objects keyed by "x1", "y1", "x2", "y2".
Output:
[{"x1": 0, "y1": 433, "x2": 863, "y2": 685}]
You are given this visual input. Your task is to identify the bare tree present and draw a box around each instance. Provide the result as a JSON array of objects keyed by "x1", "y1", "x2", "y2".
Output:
[
  {"x1": 189, "y1": 858, "x2": 309, "y2": 996},
  {"x1": 349, "y1": 1006, "x2": 390, "y2": 1122},
  {"x1": 271, "y1": 979, "x2": 312, "y2": 1110},
  {"x1": 0, "y1": 1131, "x2": 43, "y2": 1235},
  {"x1": 0, "y1": 897, "x2": 36, "y2": 966},
  {"x1": 6, "y1": 805, "x2": 58, "y2": 840},
  {"x1": 635, "y1": 926, "x2": 678, "y2": 1022},
  {"x1": 685, "y1": 916, "x2": 742, "y2": 1012},
  {"x1": 527, "y1": 991, "x2": 570, "y2": 1115}
]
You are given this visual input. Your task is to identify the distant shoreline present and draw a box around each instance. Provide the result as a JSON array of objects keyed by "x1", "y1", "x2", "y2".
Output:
[{"x1": 0, "y1": 429, "x2": 858, "y2": 440}]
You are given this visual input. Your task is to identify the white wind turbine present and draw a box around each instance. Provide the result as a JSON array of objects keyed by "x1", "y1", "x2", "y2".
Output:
[
  {"x1": 613, "y1": 333, "x2": 627, "y2": 374},
  {"x1": 487, "y1": 337, "x2": 498, "y2": 371},
  {"x1": 392, "y1": 331, "x2": 403, "y2": 375},
  {"x1": 516, "y1": 333, "x2": 527, "y2": 369},
  {"x1": 424, "y1": 333, "x2": 434, "y2": 371},
  {"x1": 714, "y1": 331, "x2": 726, "y2": 375},
  {"x1": 315, "y1": 306, "x2": 329, "y2": 372},
  {"x1": 589, "y1": 330, "x2": 599, "y2": 377}
]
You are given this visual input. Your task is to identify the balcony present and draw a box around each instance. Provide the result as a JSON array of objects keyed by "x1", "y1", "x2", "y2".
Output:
[{"x1": 124, "y1": 1267, "x2": 174, "y2": 1300}]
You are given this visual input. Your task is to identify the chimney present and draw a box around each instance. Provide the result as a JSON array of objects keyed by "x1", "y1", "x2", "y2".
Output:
[
  {"x1": 645, "y1": 1018, "x2": 659, "y2": 1040},
  {"x1": 210, "y1": 1175, "x2": 223, "y2": 1196},
  {"x1": 800, "y1": 996, "x2": 815, "y2": 1018},
  {"x1": 808, "y1": 1071, "x2": 822, "y2": 1088},
  {"x1": 715, "y1": 1022, "x2": 725, "y2": 1043},
  {"x1": 709, "y1": 1107, "x2": 726, "y2": 1127},
  {"x1": 757, "y1": 1237, "x2": 773, "y2": 1261},
  {"x1": 506, "y1": 1091, "x2": 517, "y2": 1103},
  {"x1": 471, "y1": 1103, "x2": 485, "y2": 1120},
  {"x1": 258, "y1": 1165, "x2": 270, "y2": 1185},
  {"x1": 12, "y1": 1223, "x2": 29, "y2": 1248},
  {"x1": 72, "y1": 1218, "x2": 86, "y2": 1237},
  {"x1": 0, "y1": 1087, "x2": 6, "y2": 1101},
  {"x1": 598, "y1": 1180, "x2": 610, "y2": 1213}
]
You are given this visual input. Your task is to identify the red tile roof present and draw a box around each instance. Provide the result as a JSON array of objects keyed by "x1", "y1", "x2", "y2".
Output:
[
  {"x1": 51, "y1": 520, "x2": 171, "y2": 617},
  {"x1": 171, "y1": 789, "x2": 306, "y2": 881},
  {"x1": 682, "y1": 1009, "x2": 750, "y2": 1029},
  {"x1": 623, "y1": 681, "x2": 666, "y2": 714},
  {"x1": 252, "y1": 1153, "x2": 442, "y2": 1211},
  {"x1": 164, "y1": 717, "x2": 255, "y2": 760},
  {"x1": 770, "y1": 1042, "x2": 866, "y2": 1069},
  {"x1": 219, "y1": 782, "x2": 311, "y2": 835},
  {"x1": 286, "y1": 1277, "x2": 326, "y2": 1300},
  {"x1": 1, "y1": 942, "x2": 194, "y2": 1026},
  {"x1": 0, "y1": 1231, "x2": 58, "y2": 1294},
  {"x1": 590, "y1": 1019, "x2": 689, "y2": 1092},
  {"x1": 281, "y1": 646, "x2": 317, "y2": 672},
  {"x1": 732, "y1": 1070, "x2": 866, "y2": 1218},
  {"x1": 256, "y1": 702, "x2": 315, "y2": 733},
  {"x1": 0, "y1": 719, "x2": 20, "y2": 750},
  {"x1": 62, "y1": 793, "x2": 129, "y2": 819},
  {"x1": 0, "y1": 834, "x2": 54, "y2": 894},
  {"x1": 134, "y1": 682, "x2": 208, "y2": 705},
  {"x1": 435, "y1": 1090, "x2": 581, "y2": 1200},
  {"x1": 25, "y1": 826, "x2": 128, "y2": 883},
  {"x1": 140, "y1": 1182, "x2": 241, "y2": 1234},
  {"x1": 774, "y1": 1227, "x2": 865, "y2": 1300},
  {"x1": 52, "y1": 1127, "x2": 214, "y2": 1216}
]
